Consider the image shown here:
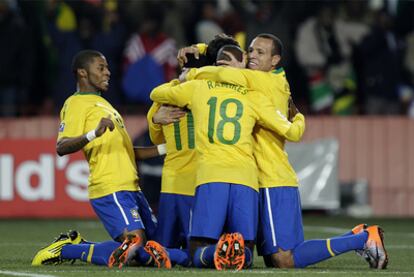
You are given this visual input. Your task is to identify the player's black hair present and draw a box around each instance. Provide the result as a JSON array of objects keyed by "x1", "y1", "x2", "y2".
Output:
[
  {"x1": 256, "y1": 33, "x2": 283, "y2": 56},
  {"x1": 183, "y1": 54, "x2": 208, "y2": 68},
  {"x1": 72, "y1": 50, "x2": 104, "y2": 76},
  {"x1": 206, "y1": 34, "x2": 240, "y2": 65},
  {"x1": 183, "y1": 34, "x2": 240, "y2": 68},
  {"x1": 216, "y1": 45, "x2": 243, "y2": 63}
]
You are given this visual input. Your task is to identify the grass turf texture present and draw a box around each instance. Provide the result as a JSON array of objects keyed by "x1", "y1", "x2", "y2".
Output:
[{"x1": 0, "y1": 215, "x2": 413, "y2": 276}]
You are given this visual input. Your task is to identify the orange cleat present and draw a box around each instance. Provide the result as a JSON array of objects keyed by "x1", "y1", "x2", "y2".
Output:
[
  {"x1": 108, "y1": 234, "x2": 142, "y2": 269},
  {"x1": 364, "y1": 225, "x2": 388, "y2": 269},
  {"x1": 144, "y1": 240, "x2": 172, "y2": 269},
  {"x1": 214, "y1": 232, "x2": 245, "y2": 271},
  {"x1": 230, "y1": 233, "x2": 245, "y2": 271},
  {"x1": 214, "y1": 233, "x2": 232, "y2": 270},
  {"x1": 352, "y1": 223, "x2": 368, "y2": 235},
  {"x1": 352, "y1": 223, "x2": 372, "y2": 265}
]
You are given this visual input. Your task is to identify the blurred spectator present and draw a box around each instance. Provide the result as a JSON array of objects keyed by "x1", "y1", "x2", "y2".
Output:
[
  {"x1": 74, "y1": 0, "x2": 128, "y2": 106},
  {"x1": 122, "y1": 1, "x2": 177, "y2": 105},
  {"x1": 295, "y1": 2, "x2": 368, "y2": 115},
  {"x1": 18, "y1": 1, "x2": 53, "y2": 115},
  {"x1": 355, "y1": 9, "x2": 404, "y2": 115},
  {"x1": 217, "y1": 1, "x2": 245, "y2": 48},
  {"x1": 3, "y1": 0, "x2": 414, "y2": 117},
  {"x1": 46, "y1": 0, "x2": 82, "y2": 111},
  {"x1": 161, "y1": 0, "x2": 189, "y2": 48},
  {"x1": 194, "y1": 0, "x2": 224, "y2": 43},
  {"x1": 0, "y1": 0, "x2": 34, "y2": 116}
]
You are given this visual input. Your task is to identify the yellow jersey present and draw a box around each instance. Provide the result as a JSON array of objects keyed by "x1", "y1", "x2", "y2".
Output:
[
  {"x1": 186, "y1": 66, "x2": 305, "y2": 188},
  {"x1": 150, "y1": 79, "x2": 304, "y2": 191},
  {"x1": 147, "y1": 102, "x2": 197, "y2": 196},
  {"x1": 58, "y1": 92, "x2": 139, "y2": 199}
]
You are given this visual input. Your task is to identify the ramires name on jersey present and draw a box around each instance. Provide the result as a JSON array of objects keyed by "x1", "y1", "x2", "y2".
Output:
[{"x1": 206, "y1": 80, "x2": 248, "y2": 95}]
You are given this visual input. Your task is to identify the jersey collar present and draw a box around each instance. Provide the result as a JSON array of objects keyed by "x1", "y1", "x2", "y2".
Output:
[
  {"x1": 271, "y1": 67, "x2": 285, "y2": 74},
  {"x1": 74, "y1": 91, "x2": 101, "y2": 96}
]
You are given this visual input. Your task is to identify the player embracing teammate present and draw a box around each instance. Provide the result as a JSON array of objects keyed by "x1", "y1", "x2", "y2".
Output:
[{"x1": 32, "y1": 33, "x2": 388, "y2": 271}]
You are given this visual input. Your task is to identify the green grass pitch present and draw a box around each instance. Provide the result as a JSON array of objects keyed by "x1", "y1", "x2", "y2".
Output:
[{"x1": 0, "y1": 215, "x2": 413, "y2": 276}]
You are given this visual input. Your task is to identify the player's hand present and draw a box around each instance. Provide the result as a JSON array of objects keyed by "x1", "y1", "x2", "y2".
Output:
[
  {"x1": 177, "y1": 45, "x2": 199, "y2": 68},
  {"x1": 288, "y1": 97, "x2": 299, "y2": 122},
  {"x1": 95, "y1": 115, "x2": 115, "y2": 137},
  {"x1": 179, "y1": 68, "x2": 190, "y2": 83},
  {"x1": 216, "y1": 50, "x2": 247, "y2": 68},
  {"x1": 153, "y1": 105, "x2": 187, "y2": 125}
]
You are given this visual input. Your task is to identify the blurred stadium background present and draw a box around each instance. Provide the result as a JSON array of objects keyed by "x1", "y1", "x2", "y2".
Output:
[{"x1": 1, "y1": 0, "x2": 414, "y2": 274}]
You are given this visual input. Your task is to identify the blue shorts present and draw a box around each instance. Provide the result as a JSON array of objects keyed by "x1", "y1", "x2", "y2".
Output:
[
  {"x1": 155, "y1": 193, "x2": 194, "y2": 249},
  {"x1": 90, "y1": 191, "x2": 157, "y2": 240},
  {"x1": 257, "y1": 187, "x2": 304, "y2": 256},
  {"x1": 190, "y1": 183, "x2": 258, "y2": 241}
]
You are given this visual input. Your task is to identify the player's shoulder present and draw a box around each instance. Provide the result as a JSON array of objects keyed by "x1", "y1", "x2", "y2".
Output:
[
  {"x1": 245, "y1": 89, "x2": 270, "y2": 105},
  {"x1": 64, "y1": 93, "x2": 100, "y2": 110},
  {"x1": 270, "y1": 68, "x2": 291, "y2": 94},
  {"x1": 183, "y1": 79, "x2": 205, "y2": 89},
  {"x1": 62, "y1": 94, "x2": 78, "y2": 109}
]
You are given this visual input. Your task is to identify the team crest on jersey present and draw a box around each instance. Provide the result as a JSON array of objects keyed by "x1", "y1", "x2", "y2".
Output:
[
  {"x1": 59, "y1": 123, "x2": 65, "y2": 132},
  {"x1": 130, "y1": 208, "x2": 141, "y2": 221}
]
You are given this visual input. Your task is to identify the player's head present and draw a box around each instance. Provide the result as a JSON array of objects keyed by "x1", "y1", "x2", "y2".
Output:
[
  {"x1": 247, "y1": 33, "x2": 282, "y2": 71},
  {"x1": 216, "y1": 45, "x2": 244, "y2": 68},
  {"x1": 206, "y1": 33, "x2": 240, "y2": 65},
  {"x1": 182, "y1": 33, "x2": 240, "y2": 69},
  {"x1": 72, "y1": 50, "x2": 110, "y2": 92}
]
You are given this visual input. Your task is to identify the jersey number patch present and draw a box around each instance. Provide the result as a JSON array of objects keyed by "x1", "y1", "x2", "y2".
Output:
[
  {"x1": 173, "y1": 111, "x2": 195, "y2": 150},
  {"x1": 207, "y1": 97, "x2": 243, "y2": 145}
]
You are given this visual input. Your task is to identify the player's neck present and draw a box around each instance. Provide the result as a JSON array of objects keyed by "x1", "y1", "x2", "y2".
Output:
[{"x1": 77, "y1": 83, "x2": 101, "y2": 95}]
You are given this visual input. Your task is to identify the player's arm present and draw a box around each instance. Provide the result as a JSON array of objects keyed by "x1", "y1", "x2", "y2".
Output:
[
  {"x1": 150, "y1": 79, "x2": 195, "y2": 108},
  {"x1": 134, "y1": 145, "x2": 166, "y2": 160},
  {"x1": 56, "y1": 116, "x2": 114, "y2": 156},
  {"x1": 147, "y1": 102, "x2": 186, "y2": 145},
  {"x1": 151, "y1": 104, "x2": 187, "y2": 125},
  {"x1": 185, "y1": 66, "x2": 250, "y2": 89},
  {"x1": 286, "y1": 113, "x2": 305, "y2": 141},
  {"x1": 255, "y1": 95, "x2": 305, "y2": 142},
  {"x1": 146, "y1": 102, "x2": 165, "y2": 145}
]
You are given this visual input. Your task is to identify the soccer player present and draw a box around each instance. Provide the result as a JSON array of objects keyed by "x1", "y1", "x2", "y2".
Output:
[
  {"x1": 32, "y1": 50, "x2": 169, "y2": 268},
  {"x1": 147, "y1": 102, "x2": 195, "y2": 252},
  {"x1": 150, "y1": 45, "x2": 305, "y2": 270},
  {"x1": 147, "y1": 34, "x2": 241, "y2": 251},
  {"x1": 179, "y1": 34, "x2": 389, "y2": 270}
]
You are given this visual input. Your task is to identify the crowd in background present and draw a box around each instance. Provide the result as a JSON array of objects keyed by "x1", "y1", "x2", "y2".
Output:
[{"x1": 2, "y1": 0, "x2": 414, "y2": 117}]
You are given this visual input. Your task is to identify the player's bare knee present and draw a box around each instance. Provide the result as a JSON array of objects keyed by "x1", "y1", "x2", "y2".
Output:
[{"x1": 271, "y1": 249, "x2": 295, "y2": 268}]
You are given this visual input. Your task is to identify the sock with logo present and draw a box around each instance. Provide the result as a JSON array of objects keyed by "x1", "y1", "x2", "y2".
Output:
[
  {"x1": 62, "y1": 241, "x2": 120, "y2": 265},
  {"x1": 292, "y1": 232, "x2": 368, "y2": 268}
]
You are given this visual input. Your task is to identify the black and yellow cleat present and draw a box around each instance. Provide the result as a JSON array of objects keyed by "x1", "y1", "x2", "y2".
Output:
[{"x1": 32, "y1": 233, "x2": 75, "y2": 266}]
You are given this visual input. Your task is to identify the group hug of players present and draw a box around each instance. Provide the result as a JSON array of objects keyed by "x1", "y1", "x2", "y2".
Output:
[{"x1": 31, "y1": 34, "x2": 388, "y2": 271}]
